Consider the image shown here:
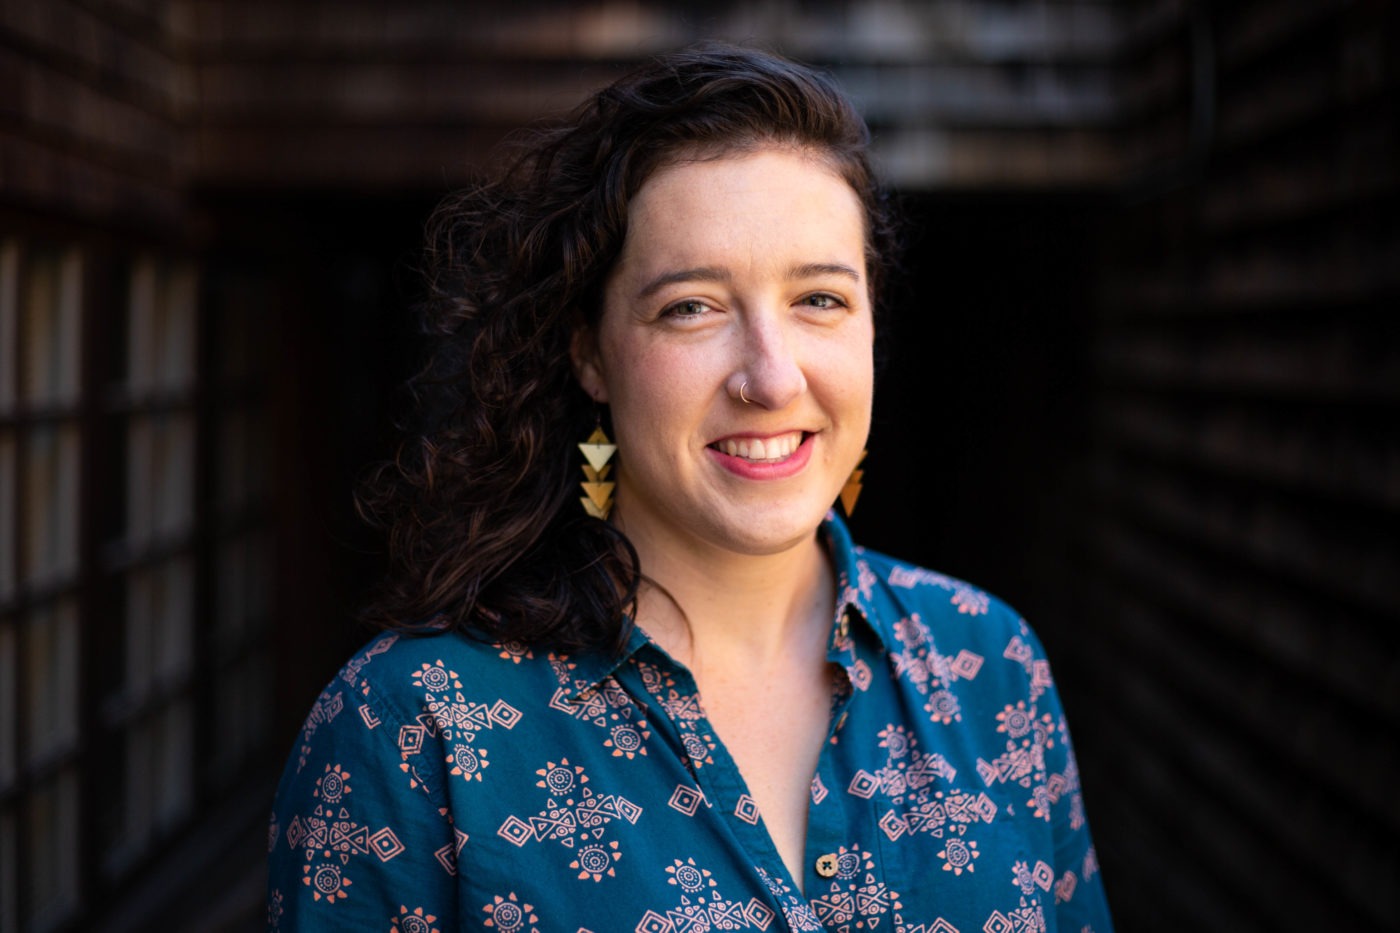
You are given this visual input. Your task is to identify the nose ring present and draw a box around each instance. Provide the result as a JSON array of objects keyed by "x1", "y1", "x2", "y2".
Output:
[{"x1": 739, "y1": 381, "x2": 752, "y2": 405}]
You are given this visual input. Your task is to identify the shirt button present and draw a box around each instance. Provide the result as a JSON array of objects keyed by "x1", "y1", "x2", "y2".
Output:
[{"x1": 815, "y1": 853, "x2": 838, "y2": 878}]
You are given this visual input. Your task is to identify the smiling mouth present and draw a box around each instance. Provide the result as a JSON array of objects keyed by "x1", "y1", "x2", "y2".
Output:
[{"x1": 709, "y1": 431, "x2": 807, "y2": 463}]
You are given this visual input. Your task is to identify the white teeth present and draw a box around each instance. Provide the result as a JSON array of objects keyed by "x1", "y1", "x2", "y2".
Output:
[{"x1": 716, "y1": 431, "x2": 803, "y2": 462}]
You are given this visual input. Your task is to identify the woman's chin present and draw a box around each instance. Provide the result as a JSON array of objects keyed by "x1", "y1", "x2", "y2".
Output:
[{"x1": 698, "y1": 499, "x2": 834, "y2": 558}]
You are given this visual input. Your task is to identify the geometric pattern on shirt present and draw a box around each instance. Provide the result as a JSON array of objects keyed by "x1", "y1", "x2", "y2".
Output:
[
  {"x1": 295, "y1": 687, "x2": 346, "y2": 773},
  {"x1": 631, "y1": 659, "x2": 717, "y2": 772},
  {"x1": 481, "y1": 891, "x2": 539, "y2": 933},
  {"x1": 340, "y1": 634, "x2": 399, "y2": 688},
  {"x1": 809, "y1": 845, "x2": 906, "y2": 930},
  {"x1": 496, "y1": 759, "x2": 641, "y2": 882},
  {"x1": 298, "y1": 635, "x2": 397, "y2": 776},
  {"x1": 1001, "y1": 631, "x2": 1053, "y2": 703},
  {"x1": 998, "y1": 843, "x2": 1094, "y2": 926},
  {"x1": 983, "y1": 901, "x2": 1047, "y2": 933},
  {"x1": 548, "y1": 674, "x2": 653, "y2": 760},
  {"x1": 975, "y1": 702, "x2": 1060, "y2": 809},
  {"x1": 886, "y1": 564, "x2": 990, "y2": 618},
  {"x1": 754, "y1": 866, "x2": 824, "y2": 932},
  {"x1": 268, "y1": 888, "x2": 284, "y2": 931},
  {"x1": 886, "y1": 783, "x2": 997, "y2": 879},
  {"x1": 633, "y1": 857, "x2": 777, "y2": 932},
  {"x1": 433, "y1": 827, "x2": 469, "y2": 876},
  {"x1": 392, "y1": 904, "x2": 442, "y2": 933},
  {"x1": 286, "y1": 763, "x2": 405, "y2": 906},
  {"x1": 886, "y1": 612, "x2": 985, "y2": 728},
  {"x1": 915, "y1": 917, "x2": 961, "y2": 933},
  {"x1": 867, "y1": 723, "x2": 999, "y2": 854},
  {"x1": 546, "y1": 652, "x2": 582, "y2": 690},
  {"x1": 404, "y1": 660, "x2": 522, "y2": 787},
  {"x1": 495, "y1": 640, "x2": 535, "y2": 664}
]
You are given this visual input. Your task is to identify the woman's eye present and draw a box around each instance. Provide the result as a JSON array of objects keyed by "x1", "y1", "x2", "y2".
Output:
[
  {"x1": 663, "y1": 299, "x2": 712, "y2": 318},
  {"x1": 802, "y1": 293, "x2": 845, "y2": 310}
]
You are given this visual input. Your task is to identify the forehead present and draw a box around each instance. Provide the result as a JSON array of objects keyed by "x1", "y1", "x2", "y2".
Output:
[{"x1": 612, "y1": 147, "x2": 867, "y2": 282}]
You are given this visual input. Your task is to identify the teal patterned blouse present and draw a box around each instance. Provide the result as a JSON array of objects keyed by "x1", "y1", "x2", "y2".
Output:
[{"x1": 267, "y1": 515, "x2": 1113, "y2": 932}]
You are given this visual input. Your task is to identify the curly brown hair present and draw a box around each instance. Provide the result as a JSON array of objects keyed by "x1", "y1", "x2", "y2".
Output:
[{"x1": 357, "y1": 42, "x2": 901, "y2": 653}]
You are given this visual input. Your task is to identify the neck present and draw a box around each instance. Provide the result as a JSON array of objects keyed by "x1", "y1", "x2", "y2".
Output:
[{"x1": 618, "y1": 514, "x2": 835, "y2": 672}]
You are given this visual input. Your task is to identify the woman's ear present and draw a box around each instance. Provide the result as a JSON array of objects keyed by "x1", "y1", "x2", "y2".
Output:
[{"x1": 570, "y1": 326, "x2": 609, "y2": 403}]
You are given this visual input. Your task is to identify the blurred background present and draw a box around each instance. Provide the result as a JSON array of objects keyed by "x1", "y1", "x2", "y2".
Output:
[{"x1": 1, "y1": 0, "x2": 1397, "y2": 930}]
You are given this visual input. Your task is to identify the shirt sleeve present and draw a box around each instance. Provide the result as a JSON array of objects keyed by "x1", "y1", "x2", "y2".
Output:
[
  {"x1": 1024, "y1": 625, "x2": 1115, "y2": 933},
  {"x1": 266, "y1": 661, "x2": 458, "y2": 932}
]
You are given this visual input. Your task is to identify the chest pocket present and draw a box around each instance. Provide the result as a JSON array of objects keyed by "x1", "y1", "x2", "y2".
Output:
[{"x1": 872, "y1": 789, "x2": 1050, "y2": 920}]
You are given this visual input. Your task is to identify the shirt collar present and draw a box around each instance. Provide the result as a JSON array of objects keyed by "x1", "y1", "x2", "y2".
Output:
[
  {"x1": 820, "y1": 510, "x2": 892, "y2": 659},
  {"x1": 565, "y1": 510, "x2": 890, "y2": 700},
  {"x1": 564, "y1": 624, "x2": 649, "y2": 702}
]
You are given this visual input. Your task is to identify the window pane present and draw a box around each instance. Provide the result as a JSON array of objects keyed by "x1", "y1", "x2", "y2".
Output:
[
  {"x1": 159, "y1": 265, "x2": 197, "y2": 392},
  {"x1": 0, "y1": 624, "x2": 13, "y2": 788},
  {"x1": 0, "y1": 806, "x2": 15, "y2": 933},
  {"x1": 27, "y1": 768, "x2": 79, "y2": 929},
  {"x1": 156, "y1": 557, "x2": 193, "y2": 682},
  {"x1": 129, "y1": 259, "x2": 198, "y2": 396},
  {"x1": 21, "y1": 425, "x2": 79, "y2": 588},
  {"x1": 20, "y1": 248, "x2": 81, "y2": 407},
  {"x1": 124, "y1": 557, "x2": 194, "y2": 700},
  {"x1": 108, "y1": 718, "x2": 153, "y2": 877},
  {"x1": 0, "y1": 431, "x2": 14, "y2": 599},
  {"x1": 154, "y1": 700, "x2": 192, "y2": 833},
  {"x1": 124, "y1": 569, "x2": 153, "y2": 698},
  {"x1": 153, "y1": 413, "x2": 194, "y2": 540},
  {"x1": 127, "y1": 413, "x2": 195, "y2": 550},
  {"x1": 0, "y1": 240, "x2": 16, "y2": 414},
  {"x1": 126, "y1": 259, "x2": 156, "y2": 397},
  {"x1": 125, "y1": 414, "x2": 152, "y2": 549},
  {"x1": 24, "y1": 599, "x2": 78, "y2": 766}
]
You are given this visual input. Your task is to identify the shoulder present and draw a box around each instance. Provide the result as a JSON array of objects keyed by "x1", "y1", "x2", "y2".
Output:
[
  {"x1": 273, "y1": 624, "x2": 569, "y2": 807},
  {"x1": 283, "y1": 625, "x2": 558, "y2": 760},
  {"x1": 851, "y1": 546, "x2": 1015, "y2": 624},
  {"x1": 824, "y1": 514, "x2": 1033, "y2": 652},
  {"x1": 329, "y1": 625, "x2": 559, "y2": 720},
  {"x1": 849, "y1": 546, "x2": 1047, "y2": 656}
]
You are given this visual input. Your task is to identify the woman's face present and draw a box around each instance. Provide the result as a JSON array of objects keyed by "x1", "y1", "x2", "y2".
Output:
[{"x1": 573, "y1": 146, "x2": 874, "y2": 559}]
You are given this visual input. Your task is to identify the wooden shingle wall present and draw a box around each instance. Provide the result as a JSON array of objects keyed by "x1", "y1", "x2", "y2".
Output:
[
  {"x1": 1076, "y1": 0, "x2": 1400, "y2": 927},
  {"x1": 0, "y1": 0, "x2": 185, "y2": 230},
  {"x1": 173, "y1": 0, "x2": 1124, "y2": 191}
]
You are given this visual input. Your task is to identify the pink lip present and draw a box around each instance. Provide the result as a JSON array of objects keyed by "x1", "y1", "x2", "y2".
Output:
[{"x1": 705, "y1": 431, "x2": 814, "y2": 480}]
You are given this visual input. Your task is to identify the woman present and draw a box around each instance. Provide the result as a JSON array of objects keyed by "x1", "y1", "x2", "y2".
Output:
[{"x1": 268, "y1": 44, "x2": 1114, "y2": 932}]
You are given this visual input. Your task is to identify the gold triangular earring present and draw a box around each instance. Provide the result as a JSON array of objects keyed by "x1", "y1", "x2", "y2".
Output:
[
  {"x1": 838, "y1": 449, "x2": 867, "y2": 516},
  {"x1": 578, "y1": 425, "x2": 617, "y2": 519}
]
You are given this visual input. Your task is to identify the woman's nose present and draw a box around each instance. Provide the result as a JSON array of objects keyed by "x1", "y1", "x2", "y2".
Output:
[{"x1": 734, "y1": 314, "x2": 807, "y2": 409}]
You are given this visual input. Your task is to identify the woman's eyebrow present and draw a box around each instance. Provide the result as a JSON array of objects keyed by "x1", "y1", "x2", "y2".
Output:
[
  {"x1": 637, "y1": 266, "x2": 730, "y2": 299},
  {"x1": 637, "y1": 262, "x2": 861, "y2": 299},
  {"x1": 788, "y1": 261, "x2": 861, "y2": 282}
]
